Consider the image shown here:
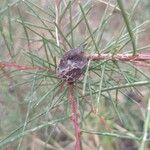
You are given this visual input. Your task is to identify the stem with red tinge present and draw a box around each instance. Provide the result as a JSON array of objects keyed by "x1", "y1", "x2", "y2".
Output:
[
  {"x1": 86, "y1": 53, "x2": 150, "y2": 61},
  {"x1": 0, "y1": 63, "x2": 49, "y2": 71},
  {"x1": 68, "y1": 83, "x2": 81, "y2": 150},
  {"x1": 1, "y1": 53, "x2": 150, "y2": 72}
]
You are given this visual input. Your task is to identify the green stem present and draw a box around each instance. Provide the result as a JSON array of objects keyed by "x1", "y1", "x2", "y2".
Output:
[
  {"x1": 140, "y1": 95, "x2": 150, "y2": 150},
  {"x1": 117, "y1": 0, "x2": 137, "y2": 55}
]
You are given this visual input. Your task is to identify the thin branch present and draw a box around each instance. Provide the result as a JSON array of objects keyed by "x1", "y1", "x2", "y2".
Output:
[
  {"x1": 68, "y1": 83, "x2": 81, "y2": 150},
  {"x1": 1, "y1": 53, "x2": 150, "y2": 72},
  {"x1": 81, "y1": 129, "x2": 140, "y2": 140},
  {"x1": 86, "y1": 53, "x2": 150, "y2": 61},
  {"x1": 0, "y1": 62, "x2": 49, "y2": 71},
  {"x1": 117, "y1": 0, "x2": 137, "y2": 55},
  {"x1": 140, "y1": 95, "x2": 150, "y2": 150},
  {"x1": 55, "y1": 0, "x2": 60, "y2": 46}
]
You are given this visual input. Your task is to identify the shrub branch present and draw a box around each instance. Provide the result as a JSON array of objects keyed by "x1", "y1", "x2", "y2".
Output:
[
  {"x1": 68, "y1": 83, "x2": 81, "y2": 150},
  {"x1": 86, "y1": 53, "x2": 150, "y2": 61},
  {"x1": 0, "y1": 53, "x2": 150, "y2": 72}
]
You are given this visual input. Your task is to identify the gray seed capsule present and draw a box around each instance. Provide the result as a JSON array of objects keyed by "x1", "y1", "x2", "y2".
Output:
[{"x1": 57, "y1": 48, "x2": 87, "y2": 83}]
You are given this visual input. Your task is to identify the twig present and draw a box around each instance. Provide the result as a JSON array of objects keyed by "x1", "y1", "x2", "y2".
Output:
[
  {"x1": 0, "y1": 62, "x2": 49, "y2": 71},
  {"x1": 1, "y1": 53, "x2": 150, "y2": 72},
  {"x1": 81, "y1": 129, "x2": 140, "y2": 140},
  {"x1": 117, "y1": 0, "x2": 137, "y2": 55},
  {"x1": 86, "y1": 53, "x2": 150, "y2": 61},
  {"x1": 55, "y1": 0, "x2": 60, "y2": 46},
  {"x1": 68, "y1": 83, "x2": 81, "y2": 150},
  {"x1": 140, "y1": 95, "x2": 150, "y2": 150}
]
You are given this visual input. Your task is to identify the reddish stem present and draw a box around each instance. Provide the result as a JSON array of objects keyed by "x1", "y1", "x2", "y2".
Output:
[
  {"x1": 68, "y1": 83, "x2": 81, "y2": 150},
  {"x1": 0, "y1": 62, "x2": 49, "y2": 71},
  {"x1": 1, "y1": 53, "x2": 150, "y2": 72},
  {"x1": 86, "y1": 53, "x2": 150, "y2": 61}
]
